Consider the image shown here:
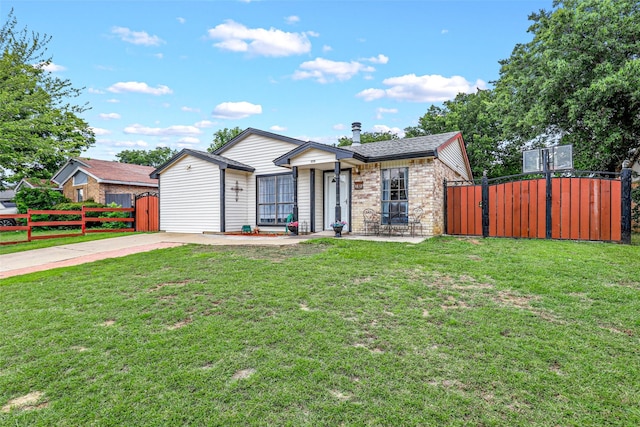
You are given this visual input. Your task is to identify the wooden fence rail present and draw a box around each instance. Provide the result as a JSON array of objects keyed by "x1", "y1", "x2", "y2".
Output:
[{"x1": 0, "y1": 206, "x2": 134, "y2": 245}]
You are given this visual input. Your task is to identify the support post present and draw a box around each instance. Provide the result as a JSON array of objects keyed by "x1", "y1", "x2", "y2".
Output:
[
  {"x1": 621, "y1": 168, "x2": 632, "y2": 244},
  {"x1": 481, "y1": 171, "x2": 489, "y2": 238},
  {"x1": 292, "y1": 166, "x2": 299, "y2": 222},
  {"x1": 310, "y1": 169, "x2": 315, "y2": 232},
  {"x1": 334, "y1": 162, "x2": 341, "y2": 222},
  {"x1": 220, "y1": 169, "x2": 226, "y2": 232}
]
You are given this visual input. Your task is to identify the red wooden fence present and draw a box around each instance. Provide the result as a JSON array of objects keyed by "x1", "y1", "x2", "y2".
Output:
[{"x1": 446, "y1": 173, "x2": 630, "y2": 243}]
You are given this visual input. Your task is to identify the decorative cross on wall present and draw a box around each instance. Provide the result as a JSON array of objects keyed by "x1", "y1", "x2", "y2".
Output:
[{"x1": 230, "y1": 180, "x2": 243, "y2": 202}]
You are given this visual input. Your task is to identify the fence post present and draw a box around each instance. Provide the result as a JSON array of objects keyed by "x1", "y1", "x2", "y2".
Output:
[
  {"x1": 621, "y1": 168, "x2": 632, "y2": 244},
  {"x1": 443, "y1": 179, "x2": 448, "y2": 235},
  {"x1": 481, "y1": 171, "x2": 489, "y2": 238},
  {"x1": 544, "y1": 150, "x2": 552, "y2": 239},
  {"x1": 81, "y1": 205, "x2": 86, "y2": 235},
  {"x1": 27, "y1": 209, "x2": 32, "y2": 242}
]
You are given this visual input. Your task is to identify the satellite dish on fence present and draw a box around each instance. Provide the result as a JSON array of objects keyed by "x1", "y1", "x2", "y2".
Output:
[{"x1": 523, "y1": 145, "x2": 573, "y2": 173}]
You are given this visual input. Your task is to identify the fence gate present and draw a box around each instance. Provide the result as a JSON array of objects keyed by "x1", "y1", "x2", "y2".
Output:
[
  {"x1": 445, "y1": 169, "x2": 632, "y2": 244},
  {"x1": 135, "y1": 192, "x2": 159, "y2": 232}
]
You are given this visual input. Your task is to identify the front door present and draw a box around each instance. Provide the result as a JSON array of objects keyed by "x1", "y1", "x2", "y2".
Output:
[{"x1": 324, "y1": 172, "x2": 350, "y2": 230}]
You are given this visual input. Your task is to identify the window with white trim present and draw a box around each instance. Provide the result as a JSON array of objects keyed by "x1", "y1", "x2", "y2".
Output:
[
  {"x1": 381, "y1": 167, "x2": 408, "y2": 224},
  {"x1": 257, "y1": 174, "x2": 294, "y2": 225}
]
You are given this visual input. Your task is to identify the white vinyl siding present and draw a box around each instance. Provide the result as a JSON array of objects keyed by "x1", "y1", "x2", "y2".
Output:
[
  {"x1": 314, "y1": 170, "x2": 323, "y2": 232},
  {"x1": 291, "y1": 149, "x2": 337, "y2": 167},
  {"x1": 437, "y1": 137, "x2": 470, "y2": 180},
  {"x1": 224, "y1": 170, "x2": 250, "y2": 232},
  {"x1": 159, "y1": 156, "x2": 220, "y2": 233},
  {"x1": 297, "y1": 169, "x2": 311, "y2": 229},
  {"x1": 220, "y1": 134, "x2": 300, "y2": 228}
]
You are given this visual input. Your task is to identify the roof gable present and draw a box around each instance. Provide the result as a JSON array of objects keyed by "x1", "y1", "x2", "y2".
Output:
[
  {"x1": 274, "y1": 141, "x2": 365, "y2": 166},
  {"x1": 151, "y1": 149, "x2": 255, "y2": 178},
  {"x1": 345, "y1": 131, "x2": 462, "y2": 161},
  {"x1": 214, "y1": 128, "x2": 307, "y2": 155}
]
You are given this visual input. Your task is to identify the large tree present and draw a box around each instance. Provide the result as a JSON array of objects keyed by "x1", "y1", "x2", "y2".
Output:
[
  {"x1": 494, "y1": 0, "x2": 640, "y2": 172},
  {"x1": 405, "y1": 90, "x2": 518, "y2": 178},
  {"x1": 0, "y1": 9, "x2": 94, "y2": 187},
  {"x1": 337, "y1": 130, "x2": 399, "y2": 147},
  {"x1": 208, "y1": 127, "x2": 243, "y2": 153},
  {"x1": 116, "y1": 147, "x2": 177, "y2": 167}
]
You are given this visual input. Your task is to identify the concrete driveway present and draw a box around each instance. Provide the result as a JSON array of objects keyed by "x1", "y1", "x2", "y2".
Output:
[{"x1": 0, "y1": 232, "x2": 426, "y2": 279}]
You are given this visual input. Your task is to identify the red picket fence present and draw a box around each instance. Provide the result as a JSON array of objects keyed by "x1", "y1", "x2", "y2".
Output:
[
  {"x1": 445, "y1": 169, "x2": 632, "y2": 244},
  {"x1": 0, "y1": 206, "x2": 134, "y2": 245}
]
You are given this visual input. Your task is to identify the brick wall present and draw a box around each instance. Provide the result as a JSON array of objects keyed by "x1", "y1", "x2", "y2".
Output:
[
  {"x1": 350, "y1": 158, "x2": 467, "y2": 236},
  {"x1": 62, "y1": 177, "x2": 156, "y2": 205}
]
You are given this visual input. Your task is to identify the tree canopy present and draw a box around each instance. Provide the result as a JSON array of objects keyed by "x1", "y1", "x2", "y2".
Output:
[
  {"x1": 208, "y1": 127, "x2": 243, "y2": 153},
  {"x1": 494, "y1": 0, "x2": 640, "y2": 172},
  {"x1": 116, "y1": 147, "x2": 177, "y2": 168},
  {"x1": 0, "y1": 9, "x2": 94, "y2": 187},
  {"x1": 337, "y1": 130, "x2": 399, "y2": 147}
]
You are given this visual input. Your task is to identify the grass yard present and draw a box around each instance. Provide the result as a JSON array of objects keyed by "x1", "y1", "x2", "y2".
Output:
[{"x1": 1, "y1": 236, "x2": 639, "y2": 425}]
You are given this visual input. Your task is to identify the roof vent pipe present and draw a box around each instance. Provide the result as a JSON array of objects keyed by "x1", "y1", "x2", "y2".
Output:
[{"x1": 351, "y1": 122, "x2": 361, "y2": 146}]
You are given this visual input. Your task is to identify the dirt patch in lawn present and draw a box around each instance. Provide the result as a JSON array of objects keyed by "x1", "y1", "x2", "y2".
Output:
[
  {"x1": 2, "y1": 391, "x2": 47, "y2": 413},
  {"x1": 193, "y1": 244, "x2": 329, "y2": 263}
]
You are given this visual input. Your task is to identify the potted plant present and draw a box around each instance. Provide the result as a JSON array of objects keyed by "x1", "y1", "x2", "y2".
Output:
[
  {"x1": 332, "y1": 220, "x2": 347, "y2": 237},
  {"x1": 287, "y1": 221, "x2": 299, "y2": 235}
]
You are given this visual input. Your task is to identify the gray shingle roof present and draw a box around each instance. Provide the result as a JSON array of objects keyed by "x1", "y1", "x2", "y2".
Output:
[{"x1": 344, "y1": 131, "x2": 461, "y2": 161}]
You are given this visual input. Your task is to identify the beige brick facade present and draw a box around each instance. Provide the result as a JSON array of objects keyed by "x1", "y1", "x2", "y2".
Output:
[{"x1": 350, "y1": 157, "x2": 468, "y2": 236}]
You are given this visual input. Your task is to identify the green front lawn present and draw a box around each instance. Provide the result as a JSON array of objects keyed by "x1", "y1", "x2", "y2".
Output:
[{"x1": 1, "y1": 237, "x2": 639, "y2": 425}]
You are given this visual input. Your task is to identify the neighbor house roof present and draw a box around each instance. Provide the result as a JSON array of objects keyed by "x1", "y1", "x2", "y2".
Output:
[
  {"x1": 15, "y1": 178, "x2": 61, "y2": 192},
  {"x1": 344, "y1": 131, "x2": 462, "y2": 161},
  {"x1": 0, "y1": 190, "x2": 15, "y2": 201},
  {"x1": 150, "y1": 149, "x2": 255, "y2": 179},
  {"x1": 52, "y1": 158, "x2": 158, "y2": 187}
]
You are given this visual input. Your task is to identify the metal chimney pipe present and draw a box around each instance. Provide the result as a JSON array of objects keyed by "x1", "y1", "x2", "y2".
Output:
[{"x1": 351, "y1": 122, "x2": 361, "y2": 146}]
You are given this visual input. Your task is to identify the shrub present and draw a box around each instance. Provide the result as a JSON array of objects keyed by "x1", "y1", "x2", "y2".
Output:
[
  {"x1": 14, "y1": 188, "x2": 68, "y2": 213},
  {"x1": 632, "y1": 184, "x2": 640, "y2": 231}
]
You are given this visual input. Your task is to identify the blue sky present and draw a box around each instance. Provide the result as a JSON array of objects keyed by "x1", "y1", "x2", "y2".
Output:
[{"x1": 6, "y1": 0, "x2": 552, "y2": 161}]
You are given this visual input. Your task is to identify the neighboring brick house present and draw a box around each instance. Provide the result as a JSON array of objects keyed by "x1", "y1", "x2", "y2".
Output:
[
  {"x1": 14, "y1": 178, "x2": 62, "y2": 193},
  {"x1": 151, "y1": 124, "x2": 472, "y2": 236},
  {"x1": 52, "y1": 158, "x2": 158, "y2": 207}
]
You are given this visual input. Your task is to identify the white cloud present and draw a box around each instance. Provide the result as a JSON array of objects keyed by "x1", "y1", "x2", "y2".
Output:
[
  {"x1": 322, "y1": 45, "x2": 332, "y2": 53},
  {"x1": 38, "y1": 62, "x2": 66, "y2": 72},
  {"x1": 375, "y1": 108, "x2": 398, "y2": 119},
  {"x1": 99, "y1": 113, "x2": 121, "y2": 120},
  {"x1": 177, "y1": 17, "x2": 186, "y2": 24},
  {"x1": 195, "y1": 120, "x2": 214, "y2": 128},
  {"x1": 206, "y1": 20, "x2": 313, "y2": 57},
  {"x1": 114, "y1": 139, "x2": 149, "y2": 147},
  {"x1": 111, "y1": 26, "x2": 164, "y2": 46},
  {"x1": 123, "y1": 123, "x2": 202, "y2": 136},
  {"x1": 356, "y1": 74, "x2": 487, "y2": 102},
  {"x1": 270, "y1": 125, "x2": 287, "y2": 132},
  {"x1": 177, "y1": 137, "x2": 200, "y2": 144},
  {"x1": 107, "y1": 81, "x2": 173, "y2": 95},
  {"x1": 293, "y1": 58, "x2": 375, "y2": 83},
  {"x1": 212, "y1": 101, "x2": 262, "y2": 119},
  {"x1": 441, "y1": 29, "x2": 449, "y2": 34},
  {"x1": 181, "y1": 106, "x2": 201, "y2": 113},
  {"x1": 153, "y1": 53, "x2": 164, "y2": 59},
  {"x1": 364, "y1": 54, "x2": 389, "y2": 64},
  {"x1": 106, "y1": 99, "x2": 120, "y2": 103},
  {"x1": 91, "y1": 127, "x2": 111, "y2": 136},
  {"x1": 88, "y1": 88, "x2": 105, "y2": 94},
  {"x1": 372, "y1": 124, "x2": 405, "y2": 138},
  {"x1": 285, "y1": 15, "x2": 299, "y2": 24}
]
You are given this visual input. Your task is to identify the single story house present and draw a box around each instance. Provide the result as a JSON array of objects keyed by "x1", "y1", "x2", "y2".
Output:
[
  {"x1": 151, "y1": 123, "x2": 473, "y2": 236},
  {"x1": 52, "y1": 158, "x2": 158, "y2": 207}
]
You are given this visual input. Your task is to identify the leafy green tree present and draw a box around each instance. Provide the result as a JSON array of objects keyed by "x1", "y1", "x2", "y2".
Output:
[
  {"x1": 405, "y1": 90, "x2": 518, "y2": 178},
  {"x1": 0, "y1": 9, "x2": 94, "y2": 187},
  {"x1": 337, "y1": 130, "x2": 399, "y2": 147},
  {"x1": 116, "y1": 147, "x2": 177, "y2": 167},
  {"x1": 14, "y1": 187, "x2": 68, "y2": 213},
  {"x1": 494, "y1": 0, "x2": 640, "y2": 172},
  {"x1": 208, "y1": 127, "x2": 243, "y2": 152}
]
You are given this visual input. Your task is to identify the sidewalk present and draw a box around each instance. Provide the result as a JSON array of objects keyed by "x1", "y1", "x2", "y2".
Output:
[{"x1": 0, "y1": 232, "x2": 426, "y2": 279}]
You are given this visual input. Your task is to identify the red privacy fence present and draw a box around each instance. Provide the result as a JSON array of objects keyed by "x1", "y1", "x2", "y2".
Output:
[{"x1": 445, "y1": 169, "x2": 633, "y2": 244}]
